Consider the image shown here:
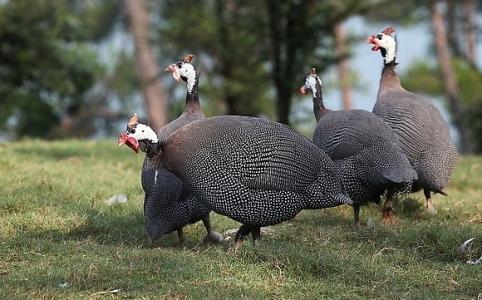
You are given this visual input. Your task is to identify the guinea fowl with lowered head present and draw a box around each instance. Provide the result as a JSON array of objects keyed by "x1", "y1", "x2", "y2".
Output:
[
  {"x1": 119, "y1": 55, "x2": 222, "y2": 245},
  {"x1": 367, "y1": 27, "x2": 458, "y2": 215},
  {"x1": 120, "y1": 114, "x2": 353, "y2": 244},
  {"x1": 300, "y1": 68, "x2": 417, "y2": 224}
]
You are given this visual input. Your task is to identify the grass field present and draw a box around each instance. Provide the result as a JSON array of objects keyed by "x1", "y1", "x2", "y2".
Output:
[{"x1": 0, "y1": 140, "x2": 481, "y2": 299}]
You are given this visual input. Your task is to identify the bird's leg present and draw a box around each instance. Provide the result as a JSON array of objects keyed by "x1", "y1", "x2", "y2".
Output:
[
  {"x1": 234, "y1": 224, "x2": 251, "y2": 245},
  {"x1": 177, "y1": 227, "x2": 185, "y2": 246},
  {"x1": 201, "y1": 215, "x2": 224, "y2": 243},
  {"x1": 424, "y1": 189, "x2": 437, "y2": 215},
  {"x1": 353, "y1": 204, "x2": 360, "y2": 226},
  {"x1": 382, "y1": 191, "x2": 395, "y2": 224},
  {"x1": 250, "y1": 226, "x2": 261, "y2": 244}
]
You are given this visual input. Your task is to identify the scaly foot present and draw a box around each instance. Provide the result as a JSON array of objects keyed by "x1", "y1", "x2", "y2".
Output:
[
  {"x1": 381, "y1": 207, "x2": 396, "y2": 224},
  {"x1": 426, "y1": 200, "x2": 438, "y2": 215}
]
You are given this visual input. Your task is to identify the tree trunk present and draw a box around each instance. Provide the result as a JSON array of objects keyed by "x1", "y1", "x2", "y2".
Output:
[
  {"x1": 125, "y1": 0, "x2": 167, "y2": 131},
  {"x1": 445, "y1": 0, "x2": 463, "y2": 58},
  {"x1": 214, "y1": 0, "x2": 236, "y2": 115},
  {"x1": 430, "y1": 0, "x2": 473, "y2": 153},
  {"x1": 334, "y1": 22, "x2": 352, "y2": 110},
  {"x1": 266, "y1": 0, "x2": 286, "y2": 124},
  {"x1": 266, "y1": 0, "x2": 306, "y2": 125},
  {"x1": 462, "y1": 0, "x2": 477, "y2": 67}
]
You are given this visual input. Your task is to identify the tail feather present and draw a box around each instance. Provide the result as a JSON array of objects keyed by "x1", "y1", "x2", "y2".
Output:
[
  {"x1": 336, "y1": 193, "x2": 353, "y2": 205},
  {"x1": 435, "y1": 189, "x2": 448, "y2": 196}
]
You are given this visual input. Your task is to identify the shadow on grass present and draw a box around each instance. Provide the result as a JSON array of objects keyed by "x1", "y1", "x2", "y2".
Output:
[
  {"x1": 3, "y1": 244, "x2": 269, "y2": 298},
  {"x1": 293, "y1": 208, "x2": 353, "y2": 227},
  {"x1": 394, "y1": 196, "x2": 425, "y2": 219},
  {"x1": 7, "y1": 202, "x2": 481, "y2": 265},
  {"x1": 5, "y1": 206, "x2": 482, "y2": 299},
  {"x1": 7, "y1": 208, "x2": 187, "y2": 250}
]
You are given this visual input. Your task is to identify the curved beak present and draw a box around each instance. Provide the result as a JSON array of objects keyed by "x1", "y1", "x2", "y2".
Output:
[
  {"x1": 165, "y1": 64, "x2": 181, "y2": 81},
  {"x1": 118, "y1": 133, "x2": 140, "y2": 153},
  {"x1": 367, "y1": 35, "x2": 380, "y2": 51},
  {"x1": 164, "y1": 64, "x2": 175, "y2": 72},
  {"x1": 299, "y1": 85, "x2": 308, "y2": 95}
]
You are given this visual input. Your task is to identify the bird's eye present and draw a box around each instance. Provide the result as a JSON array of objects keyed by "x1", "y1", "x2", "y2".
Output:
[
  {"x1": 376, "y1": 34, "x2": 383, "y2": 40},
  {"x1": 142, "y1": 130, "x2": 145, "y2": 132},
  {"x1": 129, "y1": 128, "x2": 135, "y2": 134},
  {"x1": 176, "y1": 62, "x2": 183, "y2": 68}
]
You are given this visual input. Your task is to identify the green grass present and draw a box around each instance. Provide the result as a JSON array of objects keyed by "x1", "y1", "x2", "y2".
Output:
[{"x1": 1, "y1": 140, "x2": 481, "y2": 299}]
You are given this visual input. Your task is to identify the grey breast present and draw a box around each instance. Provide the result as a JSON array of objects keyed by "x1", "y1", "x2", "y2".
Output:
[{"x1": 142, "y1": 112, "x2": 205, "y2": 240}]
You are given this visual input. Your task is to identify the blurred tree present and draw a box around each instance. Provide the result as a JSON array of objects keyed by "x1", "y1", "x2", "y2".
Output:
[
  {"x1": 125, "y1": 0, "x2": 167, "y2": 131},
  {"x1": 430, "y1": 0, "x2": 473, "y2": 153},
  {"x1": 263, "y1": 0, "x2": 376, "y2": 124},
  {"x1": 334, "y1": 22, "x2": 352, "y2": 110},
  {"x1": 160, "y1": 0, "x2": 273, "y2": 119},
  {"x1": 364, "y1": 0, "x2": 426, "y2": 24},
  {"x1": 0, "y1": 0, "x2": 120, "y2": 138},
  {"x1": 462, "y1": 0, "x2": 477, "y2": 67},
  {"x1": 159, "y1": 0, "x2": 378, "y2": 125}
]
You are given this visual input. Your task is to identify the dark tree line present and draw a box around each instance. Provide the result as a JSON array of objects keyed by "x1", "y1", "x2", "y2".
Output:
[
  {"x1": 1, "y1": 0, "x2": 481, "y2": 153},
  {"x1": 159, "y1": 0, "x2": 376, "y2": 124}
]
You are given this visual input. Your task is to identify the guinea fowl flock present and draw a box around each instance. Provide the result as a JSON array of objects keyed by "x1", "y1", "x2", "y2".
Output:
[{"x1": 118, "y1": 27, "x2": 458, "y2": 245}]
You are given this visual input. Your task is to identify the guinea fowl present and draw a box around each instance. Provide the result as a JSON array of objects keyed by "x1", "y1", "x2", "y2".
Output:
[
  {"x1": 368, "y1": 27, "x2": 458, "y2": 214},
  {"x1": 119, "y1": 115, "x2": 352, "y2": 243},
  {"x1": 120, "y1": 55, "x2": 222, "y2": 244},
  {"x1": 300, "y1": 68, "x2": 417, "y2": 224}
]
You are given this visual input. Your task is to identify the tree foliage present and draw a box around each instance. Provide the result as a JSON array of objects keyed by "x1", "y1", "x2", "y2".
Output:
[
  {"x1": 0, "y1": 0, "x2": 119, "y2": 137},
  {"x1": 159, "y1": 0, "x2": 273, "y2": 118},
  {"x1": 0, "y1": 0, "x2": 480, "y2": 152},
  {"x1": 159, "y1": 0, "x2": 380, "y2": 124}
]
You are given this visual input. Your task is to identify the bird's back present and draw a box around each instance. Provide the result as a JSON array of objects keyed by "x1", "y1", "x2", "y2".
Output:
[
  {"x1": 313, "y1": 109, "x2": 397, "y2": 159},
  {"x1": 313, "y1": 109, "x2": 417, "y2": 204},
  {"x1": 162, "y1": 116, "x2": 350, "y2": 226}
]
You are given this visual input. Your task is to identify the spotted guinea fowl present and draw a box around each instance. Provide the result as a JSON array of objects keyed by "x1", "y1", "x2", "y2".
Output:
[
  {"x1": 367, "y1": 27, "x2": 458, "y2": 214},
  {"x1": 120, "y1": 55, "x2": 222, "y2": 244},
  {"x1": 120, "y1": 115, "x2": 352, "y2": 243},
  {"x1": 299, "y1": 68, "x2": 417, "y2": 224}
]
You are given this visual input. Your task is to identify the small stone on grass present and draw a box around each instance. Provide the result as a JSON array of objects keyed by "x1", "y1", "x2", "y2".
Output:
[{"x1": 105, "y1": 194, "x2": 128, "y2": 205}]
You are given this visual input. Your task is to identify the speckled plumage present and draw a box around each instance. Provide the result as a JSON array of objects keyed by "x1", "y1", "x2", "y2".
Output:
[
  {"x1": 141, "y1": 162, "x2": 211, "y2": 239},
  {"x1": 367, "y1": 29, "x2": 458, "y2": 213},
  {"x1": 302, "y1": 73, "x2": 417, "y2": 223},
  {"x1": 314, "y1": 110, "x2": 417, "y2": 202},
  {"x1": 161, "y1": 115, "x2": 352, "y2": 236},
  {"x1": 374, "y1": 62, "x2": 458, "y2": 210}
]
